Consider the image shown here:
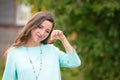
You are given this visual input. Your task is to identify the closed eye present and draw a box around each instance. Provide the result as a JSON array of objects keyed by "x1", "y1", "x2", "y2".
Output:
[
  {"x1": 37, "y1": 25, "x2": 51, "y2": 33},
  {"x1": 46, "y1": 30, "x2": 51, "y2": 33}
]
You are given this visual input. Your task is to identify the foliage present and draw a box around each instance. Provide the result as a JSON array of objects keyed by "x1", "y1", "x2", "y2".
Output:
[
  {"x1": 18, "y1": 0, "x2": 120, "y2": 80},
  {"x1": 0, "y1": 60, "x2": 5, "y2": 79}
]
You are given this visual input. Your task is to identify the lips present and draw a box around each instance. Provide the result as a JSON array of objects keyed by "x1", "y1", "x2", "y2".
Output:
[{"x1": 36, "y1": 34, "x2": 42, "y2": 40}]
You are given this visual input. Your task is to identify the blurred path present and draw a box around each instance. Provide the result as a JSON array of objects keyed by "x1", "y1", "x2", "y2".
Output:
[{"x1": 0, "y1": 26, "x2": 22, "y2": 57}]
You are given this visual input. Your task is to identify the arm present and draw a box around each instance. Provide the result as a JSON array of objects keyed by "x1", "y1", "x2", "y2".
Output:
[
  {"x1": 51, "y1": 30, "x2": 81, "y2": 68},
  {"x1": 50, "y1": 30, "x2": 73, "y2": 52}
]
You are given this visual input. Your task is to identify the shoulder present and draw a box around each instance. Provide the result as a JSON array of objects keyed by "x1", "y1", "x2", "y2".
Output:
[
  {"x1": 7, "y1": 46, "x2": 25, "y2": 56},
  {"x1": 8, "y1": 46, "x2": 23, "y2": 52}
]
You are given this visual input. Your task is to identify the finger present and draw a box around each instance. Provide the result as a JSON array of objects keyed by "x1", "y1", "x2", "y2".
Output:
[
  {"x1": 59, "y1": 30, "x2": 63, "y2": 35},
  {"x1": 50, "y1": 30, "x2": 63, "y2": 40}
]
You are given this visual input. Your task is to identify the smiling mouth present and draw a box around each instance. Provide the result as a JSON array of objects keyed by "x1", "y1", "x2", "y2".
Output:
[{"x1": 36, "y1": 35, "x2": 42, "y2": 39}]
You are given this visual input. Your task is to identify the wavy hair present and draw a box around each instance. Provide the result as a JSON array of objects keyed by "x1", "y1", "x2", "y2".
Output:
[{"x1": 4, "y1": 11, "x2": 55, "y2": 57}]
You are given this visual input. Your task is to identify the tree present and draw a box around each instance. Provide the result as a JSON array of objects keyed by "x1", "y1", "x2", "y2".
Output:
[{"x1": 18, "y1": 0, "x2": 120, "y2": 80}]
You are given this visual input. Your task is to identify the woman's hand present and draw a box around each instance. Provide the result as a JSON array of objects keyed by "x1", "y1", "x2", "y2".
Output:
[
  {"x1": 50, "y1": 29, "x2": 74, "y2": 52},
  {"x1": 50, "y1": 30, "x2": 65, "y2": 41}
]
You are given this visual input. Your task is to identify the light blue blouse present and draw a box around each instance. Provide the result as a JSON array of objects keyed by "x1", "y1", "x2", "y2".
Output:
[{"x1": 2, "y1": 44, "x2": 81, "y2": 80}]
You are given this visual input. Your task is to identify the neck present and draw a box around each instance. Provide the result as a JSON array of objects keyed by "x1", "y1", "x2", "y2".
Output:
[
  {"x1": 25, "y1": 39, "x2": 41, "y2": 47},
  {"x1": 25, "y1": 43, "x2": 40, "y2": 47}
]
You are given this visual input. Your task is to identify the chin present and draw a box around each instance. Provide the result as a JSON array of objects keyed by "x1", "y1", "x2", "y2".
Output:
[{"x1": 34, "y1": 38, "x2": 45, "y2": 43}]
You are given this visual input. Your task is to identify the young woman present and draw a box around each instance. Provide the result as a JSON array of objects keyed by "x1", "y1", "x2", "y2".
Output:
[{"x1": 2, "y1": 11, "x2": 81, "y2": 80}]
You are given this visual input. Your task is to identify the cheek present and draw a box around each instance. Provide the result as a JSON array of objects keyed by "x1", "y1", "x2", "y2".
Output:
[
  {"x1": 44, "y1": 33, "x2": 50, "y2": 39},
  {"x1": 44, "y1": 32, "x2": 51, "y2": 39},
  {"x1": 31, "y1": 29, "x2": 37, "y2": 37}
]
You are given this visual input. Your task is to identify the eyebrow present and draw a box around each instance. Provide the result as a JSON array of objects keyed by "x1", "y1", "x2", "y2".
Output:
[{"x1": 40, "y1": 25, "x2": 52, "y2": 31}]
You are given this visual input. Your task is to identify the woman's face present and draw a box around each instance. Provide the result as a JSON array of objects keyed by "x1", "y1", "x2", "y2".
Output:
[{"x1": 30, "y1": 20, "x2": 53, "y2": 43}]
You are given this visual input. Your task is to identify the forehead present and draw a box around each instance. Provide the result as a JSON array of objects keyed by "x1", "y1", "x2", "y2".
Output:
[{"x1": 40, "y1": 20, "x2": 53, "y2": 29}]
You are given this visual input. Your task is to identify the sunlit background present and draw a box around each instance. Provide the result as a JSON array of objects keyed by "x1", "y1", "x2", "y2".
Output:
[{"x1": 0, "y1": 0, "x2": 120, "y2": 80}]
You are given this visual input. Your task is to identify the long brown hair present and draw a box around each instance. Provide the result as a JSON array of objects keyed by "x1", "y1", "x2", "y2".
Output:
[{"x1": 4, "y1": 11, "x2": 55, "y2": 57}]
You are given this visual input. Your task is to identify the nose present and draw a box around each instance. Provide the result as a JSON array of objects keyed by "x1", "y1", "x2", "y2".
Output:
[{"x1": 40, "y1": 30, "x2": 45, "y2": 36}]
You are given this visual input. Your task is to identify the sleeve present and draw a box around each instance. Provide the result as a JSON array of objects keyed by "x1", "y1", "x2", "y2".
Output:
[
  {"x1": 58, "y1": 48, "x2": 81, "y2": 68},
  {"x1": 2, "y1": 50, "x2": 17, "y2": 80}
]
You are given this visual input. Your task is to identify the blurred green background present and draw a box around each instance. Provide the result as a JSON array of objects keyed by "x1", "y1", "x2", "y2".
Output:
[{"x1": 0, "y1": 0, "x2": 120, "y2": 80}]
